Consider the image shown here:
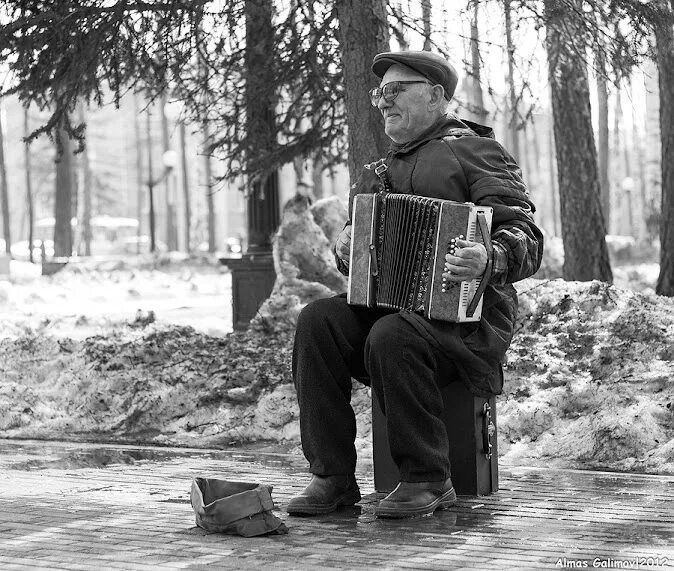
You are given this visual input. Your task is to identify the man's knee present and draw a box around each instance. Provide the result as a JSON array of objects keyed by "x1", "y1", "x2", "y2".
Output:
[
  {"x1": 296, "y1": 296, "x2": 346, "y2": 335},
  {"x1": 365, "y1": 314, "x2": 420, "y2": 357}
]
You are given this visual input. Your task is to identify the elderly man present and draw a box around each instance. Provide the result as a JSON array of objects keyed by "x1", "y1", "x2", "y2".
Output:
[{"x1": 288, "y1": 51, "x2": 543, "y2": 518}]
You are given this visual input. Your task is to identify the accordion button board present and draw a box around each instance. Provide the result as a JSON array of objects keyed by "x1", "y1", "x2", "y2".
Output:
[{"x1": 347, "y1": 193, "x2": 493, "y2": 323}]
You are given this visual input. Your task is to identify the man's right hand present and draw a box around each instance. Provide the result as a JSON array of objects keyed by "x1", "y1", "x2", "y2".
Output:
[{"x1": 335, "y1": 225, "x2": 352, "y2": 268}]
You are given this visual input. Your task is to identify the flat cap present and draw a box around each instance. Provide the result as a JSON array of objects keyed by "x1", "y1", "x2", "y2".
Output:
[{"x1": 372, "y1": 51, "x2": 458, "y2": 101}]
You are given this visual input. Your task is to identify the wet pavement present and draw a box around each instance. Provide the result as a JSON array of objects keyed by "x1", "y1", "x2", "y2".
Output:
[{"x1": 0, "y1": 439, "x2": 672, "y2": 570}]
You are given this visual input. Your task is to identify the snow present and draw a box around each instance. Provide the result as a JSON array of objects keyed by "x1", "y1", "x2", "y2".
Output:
[
  {"x1": 0, "y1": 250, "x2": 672, "y2": 476},
  {"x1": 0, "y1": 257, "x2": 234, "y2": 339}
]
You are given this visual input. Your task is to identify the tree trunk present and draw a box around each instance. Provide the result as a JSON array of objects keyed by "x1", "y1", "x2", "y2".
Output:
[
  {"x1": 391, "y1": 1, "x2": 409, "y2": 50},
  {"x1": 504, "y1": 0, "x2": 520, "y2": 162},
  {"x1": 0, "y1": 102, "x2": 10, "y2": 254},
  {"x1": 421, "y1": 0, "x2": 432, "y2": 51},
  {"x1": 519, "y1": 123, "x2": 531, "y2": 186},
  {"x1": 613, "y1": 81, "x2": 623, "y2": 234},
  {"x1": 201, "y1": 119, "x2": 216, "y2": 253},
  {"x1": 595, "y1": 43, "x2": 610, "y2": 227},
  {"x1": 54, "y1": 122, "x2": 74, "y2": 258},
  {"x1": 643, "y1": 59, "x2": 661, "y2": 242},
  {"x1": 655, "y1": 0, "x2": 674, "y2": 295},
  {"x1": 465, "y1": 2, "x2": 489, "y2": 124},
  {"x1": 133, "y1": 93, "x2": 145, "y2": 254},
  {"x1": 335, "y1": 0, "x2": 390, "y2": 185},
  {"x1": 245, "y1": 0, "x2": 280, "y2": 253},
  {"x1": 23, "y1": 106, "x2": 34, "y2": 263},
  {"x1": 529, "y1": 118, "x2": 542, "y2": 206},
  {"x1": 161, "y1": 92, "x2": 178, "y2": 251},
  {"x1": 629, "y1": 79, "x2": 647, "y2": 240},
  {"x1": 307, "y1": 2, "x2": 324, "y2": 200},
  {"x1": 621, "y1": 85, "x2": 634, "y2": 238},
  {"x1": 77, "y1": 102, "x2": 93, "y2": 256},
  {"x1": 196, "y1": 23, "x2": 217, "y2": 254},
  {"x1": 146, "y1": 107, "x2": 157, "y2": 253},
  {"x1": 179, "y1": 121, "x2": 191, "y2": 252},
  {"x1": 613, "y1": 81, "x2": 635, "y2": 237},
  {"x1": 548, "y1": 118, "x2": 560, "y2": 236},
  {"x1": 544, "y1": 0, "x2": 612, "y2": 282},
  {"x1": 312, "y1": 152, "x2": 324, "y2": 199}
]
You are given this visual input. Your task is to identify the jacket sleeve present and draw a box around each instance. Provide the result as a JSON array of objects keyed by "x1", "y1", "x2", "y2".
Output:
[{"x1": 448, "y1": 136, "x2": 544, "y2": 285}]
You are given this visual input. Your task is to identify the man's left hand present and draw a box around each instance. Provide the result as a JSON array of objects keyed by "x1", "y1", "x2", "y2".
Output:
[{"x1": 443, "y1": 239, "x2": 488, "y2": 282}]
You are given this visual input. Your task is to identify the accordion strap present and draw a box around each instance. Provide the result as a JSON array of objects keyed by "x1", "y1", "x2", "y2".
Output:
[
  {"x1": 367, "y1": 158, "x2": 392, "y2": 193},
  {"x1": 466, "y1": 212, "x2": 493, "y2": 318}
]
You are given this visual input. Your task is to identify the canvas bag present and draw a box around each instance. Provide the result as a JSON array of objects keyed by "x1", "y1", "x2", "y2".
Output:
[{"x1": 190, "y1": 477, "x2": 288, "y2": 537}]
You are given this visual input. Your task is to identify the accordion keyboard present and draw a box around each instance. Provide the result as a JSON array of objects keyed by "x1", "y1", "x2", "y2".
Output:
[{"x1": 376, "y1": 194, "x2": 439, "y2": 313}]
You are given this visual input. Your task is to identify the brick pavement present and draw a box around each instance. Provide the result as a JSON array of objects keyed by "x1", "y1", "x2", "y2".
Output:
[{"x1": 0, "y1": 439, "x2": 672, "y2": 570}]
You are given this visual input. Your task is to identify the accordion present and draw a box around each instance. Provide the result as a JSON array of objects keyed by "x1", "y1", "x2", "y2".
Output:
[{"x1": 347, "y1": 193, "x2": 493, "y2": 323}]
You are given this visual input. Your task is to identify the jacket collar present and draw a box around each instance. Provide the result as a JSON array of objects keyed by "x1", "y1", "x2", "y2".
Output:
[{"x1": 389, "y1": 114, "x2": 494, "y2": 156}]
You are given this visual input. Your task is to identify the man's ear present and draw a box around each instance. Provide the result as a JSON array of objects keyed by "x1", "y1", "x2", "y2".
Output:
[{"x1": 428, "y1": 85, "x2": 445, "y2": 110}]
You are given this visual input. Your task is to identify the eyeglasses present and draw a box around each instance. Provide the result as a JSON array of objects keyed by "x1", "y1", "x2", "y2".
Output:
[{"x1": 368, "y1": 81, "x2": 433, "y2": 107}]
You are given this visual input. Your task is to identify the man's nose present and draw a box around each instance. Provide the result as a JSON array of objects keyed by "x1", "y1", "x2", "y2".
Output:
[{"x1": 377, "y1": 96, "x2": 392, "y2": 112}]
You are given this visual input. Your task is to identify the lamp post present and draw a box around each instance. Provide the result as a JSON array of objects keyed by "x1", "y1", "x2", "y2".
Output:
[{"x1": 219, "y1": 0, "x2": 280, "y2": 330}]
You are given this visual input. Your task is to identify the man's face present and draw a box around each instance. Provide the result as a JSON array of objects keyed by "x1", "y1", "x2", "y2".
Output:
[{"x1": 377, "y1": 64, "x2": 435, "y2": 144}]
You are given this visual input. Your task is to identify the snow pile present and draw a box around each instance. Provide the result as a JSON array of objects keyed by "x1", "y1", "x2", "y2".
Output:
[
  {"x1": 0, "y1": 322, "x2": 296, "y2": 446},
  {"x1": 503, "y1": 278, "x2": 674, "y2": 473},
  {"x1": 0, "y1": 251, "x2": 671, "y2": 474},
  {"x1": 0, "y1": 257, "x2": 233, "y2": 339},
  {"x1": 252, "y1": 194, "x2": 348, "y2": 333}
]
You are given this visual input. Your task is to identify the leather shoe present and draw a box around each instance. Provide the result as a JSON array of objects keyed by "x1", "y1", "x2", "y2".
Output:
[
  {"x1": 374, "y1": 477, "x2": 456, "y2": 519},
  {"x1": 287, "y1": 474, "x2": 361, "y2": 516}
]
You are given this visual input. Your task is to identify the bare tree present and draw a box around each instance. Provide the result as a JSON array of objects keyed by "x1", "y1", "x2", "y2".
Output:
[
  {"x1": 178, "y1": 120, "x2": 191, "y2": 252},
  {"x1": 654, "y1": 0, "x2": 674, "y2": 295},
  {"x1": 391, "y1": 1, "x2": 410, "y2": 50},
  {"x1": 23, "y1": 106, "x2": 35, "y2": 263},
  {"x1": 0, "y1": 102, "x2": 10, "y2": 254},
  {"x1": 547, "y1": 119, "x2": 560, "y2": 236},
  {"x1": 628, "y1": 78, "x2": 647, "y2": 240},
  {"x1": 201, "y1": 121, "x2": 216, "y2": 254},
  {"x1": 196, "y1": 28, "x2": 216, "y2": 253},
  {"x1": 160, "y1": 92, "x2": 178, "y2": 251},
  {"x1": 77, "y1": 103, "x2": 93, "y2": 256},
  {"x1": 145, "y1": 107, "x2": 158, "y2": 253},
  {"x1": 421, "y1": 0, "x2": 432, "y2": 50},
  {"x1": 464, "y1": 1, "x2": 489, "y2": 124},
  {"x1": 503, "y1": 0, "x2": 520, "y2": 162},
  {"x1": 133, "y1": 93, "x2": 145, "y2": 254},
  {"x1": 595, "y1": 40, "x2": 611, "y2": 227},
  {"x1": 642, "y1": 60, "x2": 660, "y2": 241},
  {"x1": 612, "y1": 79, "x2": 624, "y2": 233},
  {"x1": 53, "y1": 121, "x2": 75, "y2": 258},
  {"x1": 544, "y1": 0, "x2": 612, "y2": 281}
]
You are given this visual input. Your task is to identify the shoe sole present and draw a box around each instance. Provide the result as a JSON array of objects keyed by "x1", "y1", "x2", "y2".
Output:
[
  {"x1": 287, "y1": 488, "x2": 362, "y2": 516},
  {"x1": 374, "y1": 487, "x2": 457, "y2": 519}
]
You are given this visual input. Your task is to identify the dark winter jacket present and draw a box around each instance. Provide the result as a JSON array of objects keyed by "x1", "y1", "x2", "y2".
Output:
[{"x1": 337, "y1": 115, "x2": 544, "y2": 396}]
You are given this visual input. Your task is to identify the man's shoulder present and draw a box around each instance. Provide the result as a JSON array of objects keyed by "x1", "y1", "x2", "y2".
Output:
[
  {"x1": 419, "y1": 126, "x2": 501, "y2": 158},
  {"x1": 440, "y1": 129, "x2": 506, "y2": 157},
  {"x1": 443, "y1": 126, "x2": 479, "y2": 139}
]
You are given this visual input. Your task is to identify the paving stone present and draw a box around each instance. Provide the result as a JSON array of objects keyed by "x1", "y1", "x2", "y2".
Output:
[{"x1": 0, "y1": 439, "x2": 673, "y2": 570}]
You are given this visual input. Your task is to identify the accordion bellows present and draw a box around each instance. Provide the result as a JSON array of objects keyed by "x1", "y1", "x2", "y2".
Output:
[{"x1": 347, "y1": 193, "x2": 493, "y2": 323}]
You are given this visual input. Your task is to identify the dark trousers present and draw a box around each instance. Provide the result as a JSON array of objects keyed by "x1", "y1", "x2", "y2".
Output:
[{"x1": 292, "y1": 294, "x2": 458, "y2": 482}]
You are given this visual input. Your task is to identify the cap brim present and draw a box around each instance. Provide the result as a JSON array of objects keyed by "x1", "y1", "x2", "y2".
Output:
[{"x1": 372, "y1": 56, "x2": 404, "y2": 79}]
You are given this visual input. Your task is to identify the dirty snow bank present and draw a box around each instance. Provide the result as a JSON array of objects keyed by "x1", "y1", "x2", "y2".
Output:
[
  {"x1": 0, "y1": 322, "x2": 296, "y2": 447},
  {"x1": 502, "y1": 278, "x2": 673, "y2": 474},
  {"x1": 0, "y1": 255, "x2": 672, "y2": 474}
]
